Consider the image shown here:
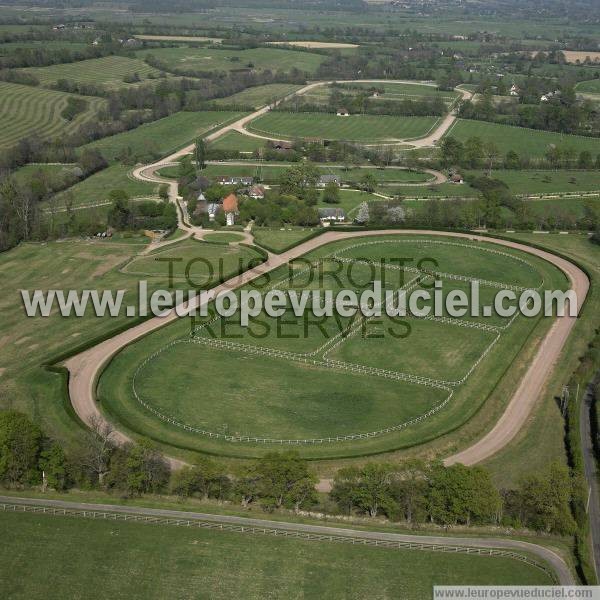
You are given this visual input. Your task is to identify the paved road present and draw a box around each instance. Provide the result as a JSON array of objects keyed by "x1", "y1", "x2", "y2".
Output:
[
  {"x1": 581, "y1": 380, "x2": 600, "y2": 579},
  {"x1": 0, "y1": 495, "x2": 574, "y2": 584}
]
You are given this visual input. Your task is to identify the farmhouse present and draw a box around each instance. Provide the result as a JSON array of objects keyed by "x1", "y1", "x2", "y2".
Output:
[
  {"x1": 317, "y1": 174, "x2": 341, "y2": 188},
  {"x1": 215, "y1": 176, "x2": 254, "y2": 186},
  {"x1": 319, "y1": 207, "x2": 346, "y2": 223},
  {"x1": 222, "y1": 193, "x2": 239, "y2": 226},
  {"x1": 247, "y1": 185, "x2": 265, "y2": 199},
  {"x1": 450, "y1": 173, "x2": 464, "y2": 184},
  {"x1": 336, "y1": 108, "x2": 350, "y2": 117},
  {"x1": 510, "y1": 83, "x2": 520, "y2": 96}
]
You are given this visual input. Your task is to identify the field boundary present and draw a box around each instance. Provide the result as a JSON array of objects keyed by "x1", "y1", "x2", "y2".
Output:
[{"x1": 0, "y1": 499, "x2": 564, "y2": 584}]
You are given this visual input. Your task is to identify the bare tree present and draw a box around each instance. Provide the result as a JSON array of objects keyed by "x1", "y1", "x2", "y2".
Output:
[{"x1": 79, "y1": 416, "x2": 115, "y2": 485}]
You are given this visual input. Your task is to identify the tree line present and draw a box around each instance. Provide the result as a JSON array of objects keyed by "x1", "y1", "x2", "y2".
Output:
[{"x1": 0, "y1": 409, "x2": 579, "y2": 534}]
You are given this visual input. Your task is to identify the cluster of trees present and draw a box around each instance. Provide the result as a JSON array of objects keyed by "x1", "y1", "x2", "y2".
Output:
[
  {"x1": 0, "y1": 148, "x2": 108, "y2": 251},
  {"x1": 279, "y1": 86, "x2": 447, "y2": 117},
  {"x1": 458, "y1": 87, "x2": 600, "y2": 137},
  {"x1": 361, "y1": 185, "x2": 600, "y2": 232},
  {"x1": 0, "y1": 409, "x2": 580, "y2": 535},
  {"x1": 331, "y1": 460, "x2": 576, "y2": 534},
  {"x1": 440, "y1": 135, "x2": 600, "y2": 171},
  {"x1": 0, "y1": 43, "x2": 120, "y2": 70},
  {"x1": 107, "y1": 191, "x2": 177, "y2": 231}
]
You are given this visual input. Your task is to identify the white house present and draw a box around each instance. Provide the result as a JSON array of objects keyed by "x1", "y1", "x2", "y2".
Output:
[
  {"x1": 336, "y1": 108, "x2": 350, "y2": 117},
  {"x1": 318, "y1": 208, "x2": 346, "y2": 223}
]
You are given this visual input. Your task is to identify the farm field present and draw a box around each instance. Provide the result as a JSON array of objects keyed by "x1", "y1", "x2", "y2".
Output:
[
  {"x1": 446, "y1": 119, "x2": 600, "y2": 158},
  {"x1": 334, "y1": 81, "x2": 459, "y2": 100},
  {"x1": 383, "y1": 183, "x2": 479, "y2": 198},
  {"x1": 21, "y1": 55, "x2": 161, "y2": 89},
  {"x1": 134, "y1": 34, "x2": 223, "y2": 43},
  {"x1": 0, "y1": 81, "x2": 106, "y2": 148},
  {"x1": 0, "y1": 511, "x2": 552, "y2": 600},
  {"x1": 252, "y1": 226, "x2": 321, "y2": 252},
  {"x1": 49, "y1": 165, "x2": 158, "y2": 209},
  {"x1": 213, "y1": 83, "x2": 303, "y2": 108},
  {"x1": 0, "y1": 40, "x2": 88, "y2": 55},
  {"x1": 0, "y1": 236, "x2": 263, "y2": 446},
  {"x1": 247, "y1": 112, "x2": 439, "y2": 142},
  {"x1": 121, "y1": 239, "x2": 261, "y2": 284},
  {"x1": 97, "y1": 235, "x2": 565, "y2": 460},
  {"x1": 474, "y1": 170, "x2": 600, "y2": 195},
  {"x1": 136, "y1": 46, "x2": 326, "y2": 74},
  {"x1": 267, "y1": 40, "x2": 359, "y2": 49},
  {"x1": 575, "y1": 79, "x2": 600, "y2": 93},
  {"x1": 210, "y1": 130, "x2": 267, "y2": 152},
  {"x1": 195, "y1": 163, "x2": 434, "y2": 185},
  {"x1": 82, "y1": 111, "x2": 246, "y2": 161}
]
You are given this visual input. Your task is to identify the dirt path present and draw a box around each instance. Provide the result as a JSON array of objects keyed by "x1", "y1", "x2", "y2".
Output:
[
  {"x1": 64, "y1": 230, "x2": 588, "y2": 476},
  {"x1": 203, "y1": 160, "x2": 448, "y2": 186},
  {"x1": 0, "y1": 495, "x2": 573, "y2": 584}
]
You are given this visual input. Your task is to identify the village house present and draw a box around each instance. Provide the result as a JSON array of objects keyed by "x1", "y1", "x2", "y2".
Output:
[
  {"x1": 215, "y1": 176, "x2": 254, "y2": 186},
  {"x1": 317, "y1": 174, "x2": 341, "y2": 188},
  {"x1": 336, "y1": 108, "x2": 350, "y2": 117},
  {"x1": 222, "y1": 193, "x2": 239, "y2": 226},
  {"x1": 510, "y1": 83, "x2": 520, "y2": 96},
  {"x1": 319, "y1": 208, "x2": 346, "y2": 223}
]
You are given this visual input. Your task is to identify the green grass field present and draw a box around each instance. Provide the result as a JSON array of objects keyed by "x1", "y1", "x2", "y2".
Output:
[
  {"x1": 0, "y1": 235, "x2": 263, "y2": 447},
  {"x1": 121, "y1": 239, "x2": 260, "y2": 284},
  {"x1": 0, "y1": 81, "x2": 106, "y2": 148},
  {"x1": 210, "y1": 130, "x2": 267, "y2": 152},
  {"x1": 82, "y1": 111, "x2": 246, "y2": 161},
  {"x1": 137, "y1": 46, "x2": 326, "y2": 74},
  {"x1": 247, "y1": 112, "x2": 439, "y2": 142},
  {"x1": 21, "y1": 55, "x2": 162, "y2": 89},
  {"x1": 575, "y1": 79, "x2": 600, "y2": 93},
  {"x1": 0, "y1": 40, "x2": 88, "y2": 55},
  {"x1": 97, "y1": 234, "x2": 565, "y2": 460},
  {"x1": 197, "y1": 163, "x2": 434, "y2": 185},
  {"x1": 48, "y1": 165, "x2": 158, "y2": 209},
  {"x1": 446, "y1": 119, "x2": 600, "y2": 158},
  {"x1": 470, "y1": 170, "x2": 600, "y2": 195},
  {"x1": 214, "y1": 83, "x2": 303, "y2": 108},
  {"x1": 202, "y1": 232, "x2": 246, "y2": 243},
  {"x1": 0, "y1": 511, "x2": 551, "y2": 599},
  {"x1": 252, "y1": 226, "x2": 320, "y2": 252}
]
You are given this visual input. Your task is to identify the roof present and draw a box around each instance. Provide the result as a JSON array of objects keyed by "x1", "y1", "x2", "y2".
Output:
[
  {"x1": 222, "y1": 193, "x2": 238, "y2": 213},
  {"x1": 319, "y1": 208, "x2": 346, "y2": 219},
  {"x1": 319, "y1": 174, "x2": 340, "y2": 184},
  {"x1": 249, "y1": 185, "x2": 265, "y2": 197}
]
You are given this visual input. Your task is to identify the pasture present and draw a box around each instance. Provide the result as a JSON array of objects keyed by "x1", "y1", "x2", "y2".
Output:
[
  {"x1": 82, "y1": 110, "x2": 246, "y2": 162},
  {"x1": 476, "y1": 170, "x2": 600, "y2": 195},
  {"x1": 0, "y1": 511, "x2": 552, "y2": 600},
  {"x1": 209, "y1": 130, "x2": 266, "y2": 152},
  {"x1": 0, "y1": 235, "x2": 263, "y2": 447},
  {"x1": 21, "y1": 55, "x2": 161, "y2": 89},
  {"x1": 252, "y1": 226, "x2": 321, "y2": 252},
  {"x1": 97, "y1": 234, "x2": 565, "y2": 460},
  {"x1": 195, "y1": 163, "x2": 434, "y2": 185},
  {"x1": 213, "y1": 83, "x2": 303, "y2": 108},
  {"x1": 575, "y1": 79, "x2": 600, "y2": 93},
  {"x1": 0, "y1": 81, "x2": 106, "y2": 148},
  {"x1": 48, "y1": 165, "x2": 158, "y2": 209},
  {"x1": 247, "y1": 112, "x2": 439, "y2": 142},
  {"x1": 137, "y1": 46, "x2": 326, "y2": 75},
  {"x1": 446, "y1": 119, "x2": 600, "y2": 158}
]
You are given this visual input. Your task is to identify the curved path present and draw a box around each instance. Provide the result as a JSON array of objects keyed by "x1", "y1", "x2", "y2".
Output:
[
  {"x1": 64, "y1": 230, "x2": 588, "y2": 470},
  {"x1": 204, "y1": 160, "x2": 448, "y2": 186},
  {"x1": 0, "y1": 495, "x2": 574, "y2": 584},
  {"x1": 85, "y1": 79, "x2": 587, "y2": 489}
]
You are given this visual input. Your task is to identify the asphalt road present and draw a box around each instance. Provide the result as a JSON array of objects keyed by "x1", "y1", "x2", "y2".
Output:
[{"x1": 0, "y1": 495, "x2": 573, "y2": 585}]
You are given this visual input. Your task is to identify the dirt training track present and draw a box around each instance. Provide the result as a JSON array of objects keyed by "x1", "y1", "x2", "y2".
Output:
[
  {"x1": 66, "y1": 79, "x2": 588, "y2": 479},
  {"x1": 64, "y1": 230, "x2": 588, "y2": 471}
]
